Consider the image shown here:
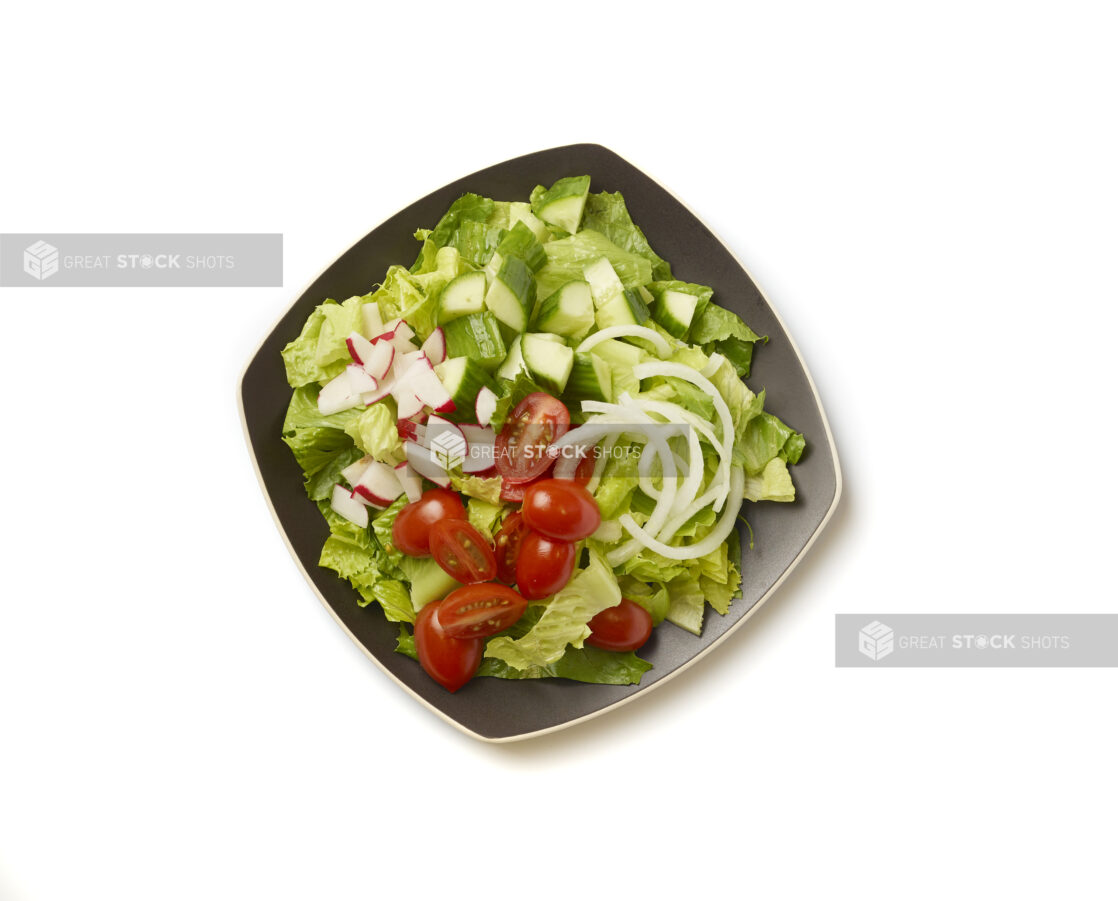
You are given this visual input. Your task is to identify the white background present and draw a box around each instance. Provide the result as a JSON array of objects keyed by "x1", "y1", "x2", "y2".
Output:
[{"x1": 1, "y1": 2, "x2": 1115, "y2": 899}]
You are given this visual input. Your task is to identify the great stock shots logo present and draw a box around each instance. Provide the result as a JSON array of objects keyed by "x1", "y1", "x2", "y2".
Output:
[
  {"x1": 858, "y1": 621, "x2": 895, "y2": 661},
  {"x1": 23, "y1": 240, "x2": 59, "y2": 280}
]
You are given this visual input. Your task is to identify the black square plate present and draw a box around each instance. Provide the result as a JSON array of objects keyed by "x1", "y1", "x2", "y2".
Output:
[{"x1": 239, "y1": 144, "x2": 841, "y2": 742}]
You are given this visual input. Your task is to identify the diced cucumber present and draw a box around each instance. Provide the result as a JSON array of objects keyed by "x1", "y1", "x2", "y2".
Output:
[
  {"x1": 531, "y1": 332, "x2": 567, "y2": 344},
  {"x1": 496, "y1": 334, "x2": 528, "y2": 380},
  {"x1": 536, "y1": 280, "x2": 594, "y2": 339},
  {"x1": 564, "y1": 352, "x2": 612, "y2": 405},
  {"x1": 401, "y1": 556, "x2": 462, "y2": 611},
  {"x1": 509, "y1": 202, "x2": 550, "y2": 243},
  {"x1": 650, "y1": 288, "x2": 700, "y2": 339},
  {"x1": 582, "y1": 256, "x2": 624, "y2": 309},
  {"x1": 495, "y1": 221, "x2": 546, "y2": 272},
  {"x1": 589, "y1": 338, "x2": 646, "y2": 397},
  {"x1": 441, "y1": 311, "x2": 507, "y2": 372},
  {"x1": 437, "y1": 271, "x2": 487, "y2": 324},
  {"x1": 434, "y1": 356, "x2": 499, "y2": 422},
  {"x1": 484, "y1": 256, "x2": 535, "y2": 335},
  {"x1": 594, "y1": 287, "x2": 650, "y2": 330},
  {"x1": 531, "y1": 175, "x2": 590, "y2": 234},
  {"x1": 521, "y1": 333, "x2": 575, "y2": 395}
]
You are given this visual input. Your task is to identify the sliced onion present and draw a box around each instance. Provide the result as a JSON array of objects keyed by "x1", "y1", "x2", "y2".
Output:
[
  {"x1": 632, "y1": 362, "x2": 734, "y2": 511},
  {"x1": 700, "y1": 353, "x2": 725, "y2": 378},
  {"x1": 617, "y1": 467, "x2": 746, "y2": 561},
  {"x1": 576, "y1": 325, "x2": 672, "y2": 359}
]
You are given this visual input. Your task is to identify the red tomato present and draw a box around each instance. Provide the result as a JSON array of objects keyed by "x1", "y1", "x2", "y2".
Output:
[
  {"x1": 414, "y1": 601, "x2": 483, "y2": 692},
  {"x1": 437, "y1": 583, "x2": 528, "y2": 639},
  {"x1": 522, "y1": 479, "x2": 601, "y2": 542},
  {"x1": 495, "y1": 393, "x2": 570, "y2": 484},
  {"x1": 429, "y1": 519, "x2": 497, "y2": 583},
  {"x1": 391, "y1": 488, "x2": 466, "y2": 557},
  {"x1": 571, "y1": 452, "x2": 596, "y2": 487},
  {"x1": 493, "y1": 511, "x2": 529, "y2": 584},
  {"x1": 516, "y1": 531, "x2": 577, "y2": 599},
  {"x1": 586, "y1": 599, "x2": 653, "y2": 652}
]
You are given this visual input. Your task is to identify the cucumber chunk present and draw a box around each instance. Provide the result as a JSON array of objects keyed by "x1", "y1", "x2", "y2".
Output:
[
  {"x1": 650, "y1": 288, "x2": 700, "y2": 339},
  {"x1": 564, "y1": 352, "x2": 613, "y2": 405},
  {"x1": 531, "y1": 175, "x2": 590, "y2": 234},
  {"x1": 536, "y1": 280, "x2": 594, "y2": 339},
  {"x1": 582, "y1": 256, "x2": 624, "y2": 309},
  {"x1": 509, "y1": 202, "x2": 550, "y2": 243},
  {"x1": 495, "y1": 221, "x2": 546, "y2": 272},
  {"x1": 594, "y1": 287, "x2": 650, "y2": 330},
  {"x1": 521, "y1": 333, "x2": 575, "y2": 395},
  {"x1": 402, "y1": 556, "x2": 462, "y2": 611},
  {"x1": 441, "y1": 311, "x2": 507, "y2": 372},
  {"x1": 434, "y1": 356, "x2": 499, "y2": 422},
  {"x1": 496, "y1": 334, "x2": 528, "y2": 381},
  {"x1": 437, "y1": 271, "x2": 487, "y2": 324},
  {"x1": 484, "y1": 256, "x2": 535, "y2": 334}
]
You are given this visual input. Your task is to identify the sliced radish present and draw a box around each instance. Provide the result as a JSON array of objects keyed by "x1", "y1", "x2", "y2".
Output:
[
  {"x1": 394, "y1": 462, "x2": 423, "y2": 502},
  {"x1": 345, "y1": 364, "x2": 378, "y2": 395},
  {"x1": 420, "y1": 327, "x2": 447, "y2": 365},
  {"x1": 396, "y1": 392, "x2": 425, "y2": 419},
  {"x1": 346, "y1": 331, "x2": 377, "y2": 366},
  {"x1": 361, "y1": 303, "x2": 384, "y2": 339},
  {"x1": 460, "y1": 425, "x2": 496, "y2": 473},
  {"x1": 352, "y1": 460, "x2": 403, "y2": 507},
  {"x1": 426, "y1": 415, "x2": 467, "y2": 467},
  {"x1": 363, "y1": 339, "x2": 395, "y2": 380},
  {"x1": 475, "y1": 386, "x2": 498, "y2": 427},
  {"x1": 330, "y1": 484, "x2": 369, "y2": 527},
  {"x1": 318, "y1": 371, "x2": 360, "y2": 415},
  {"x1": 394, "y1": 320, "x2": 415, "y2": 342},
  {"x1": 405, "y1": 440, "x2": 451, "y2": 488},
  {"x1": 362, "y1": 364, "x2": 398, "y2": 404},
  {"x1": 340, "y1": 455, "x2": 373, "y2": 486},
  {"x1": 393, "y1": 349, "x2": 425, "y2": 380},
  {"x1": 411, "y1": 365, "x2": 455, "y2": 414},
  {"x1": 397, "y1": 418, "x2": 427, "y2": 443}
]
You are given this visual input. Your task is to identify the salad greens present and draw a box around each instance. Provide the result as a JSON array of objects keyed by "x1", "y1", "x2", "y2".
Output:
[{"x1": 280, "y1": 175, "x2": 805, "y2": 686}]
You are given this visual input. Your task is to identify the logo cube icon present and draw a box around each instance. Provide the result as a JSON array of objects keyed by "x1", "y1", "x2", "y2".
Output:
[
  {"x1": 24, "y1": 240, "x2": 60, "y2": 281},
  {"x1": 859, "y1": 621, "x2": 894, "y2": 661},
  {"x1": 429, "y1": 426, "x2": 466, "y2": 471}
]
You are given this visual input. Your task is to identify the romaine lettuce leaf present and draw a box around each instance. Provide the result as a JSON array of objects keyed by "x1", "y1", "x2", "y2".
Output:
[
  {"x1": 484, "y1": 549, "x2": 621, "y2": 670},
  {"x1": 283, "y1": 384, "x2": 364, "y2": 434},
  {"x1": 369, "y1": 265, "x2": 439, "y2": 341},
  {"x1": 665, "y1": 574, "x2": 705, "y2": 635},
  {"x1": 741, "y1": 409, "x2": 804, "y2": 476},
  {"x1": 689, "y1": 302, "x2": 766, "y2": 378},
  {"x1": 535, "y1": 229, "x2": 654, "y2": 298},
  {"x1": 344, "y1": 401, "x2": 404, "y2": 463},
  {"x1": 581, "y1": 191, "x2": 672, "y2": 281},
  {"x1": 744, "y1": 457, "x2": 796, "y2": 503},
  {"x1": 281, "y1": 294, "x2": 373, "y2": 387},
  {"x1": 449, "y1": 472, "x2": 503, "y2": 506},
  {"x1": 467, "y1": 497, "x2": 505, "y2": 541},
  {"x1": 282, "y1": 427, "x2": 363, "y2": 501}
]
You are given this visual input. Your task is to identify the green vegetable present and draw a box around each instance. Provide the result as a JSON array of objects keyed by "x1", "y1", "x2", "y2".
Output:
[
  {"x1": 484, "y1": 550, "x2": 622, "y2": 670},
  {"x1": 580, "y1": 191, "x2": 672, "y2": 281},
  {"x1": 343, "y1": 402, "x2": 404, "y2": 463},
  {"x1": 535, "y1": 230, "x2": 654, "y2": 298},
  {"x1": 530, "y1": 175, "x2": 590, "y2": 235},
  {"x1": 281, "y1": 294, "x2": 374, "y2": 387}
]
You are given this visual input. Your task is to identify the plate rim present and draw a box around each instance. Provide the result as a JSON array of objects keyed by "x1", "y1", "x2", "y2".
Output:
[{"x1": 237, "y1": 142, "x2": 843, "y2": 743}]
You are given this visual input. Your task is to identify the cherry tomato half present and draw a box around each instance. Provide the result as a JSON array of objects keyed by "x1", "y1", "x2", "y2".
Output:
[
  {"x1": 522, "y1": 479, "x2": 601, "y2": 542},
  {"x1": 495, "y1": 393, "x2": 570, "y2": 484},
  {"x1": 437, "y1": 583, "x2": 529, "y2": 639},
  {"x1": 493, "y1": 511, "x2": 529, "y2": 584},
  {"x1": 414, "y1": 601, "x2": 482, "y2": 692},
  {"x1": 391, "y1": 488, "x2": 466, "y2": 557},
  {"x1": 585, "y1": 599, "x2": 653, "y2": 652},
  {"x1": 429, "y1": 519, "x2": 496, "y2": 583},
  {"x1": 571, "y1": 452, "x2": 596, "y2": 487},
  {"x1": 516, "y1": 531, "x2": 577, "y2": 599}
]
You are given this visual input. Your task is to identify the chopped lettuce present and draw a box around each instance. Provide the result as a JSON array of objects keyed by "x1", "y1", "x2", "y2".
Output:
[
  {"x1": 484, "y1": 550, "x2": 621, "y2": 670},
  {"x1": 467, "y1": 497, "x2": 505, "y2": 542},
  {"x1": 281, "y1": 294, "x2": 374, "y2": 387},
  {"x1": 744, "y1": 456, "x2": 796, "y2": 503},
  {"x1": 282, "y1": 427, "x2": 363, "y2": 501},
  {"x1": 665, "y1": 575, "x2": 705, "y2": 636},
  {"x1": 449, "y1": 472, "x2": 503, "y2": 506},
  {"x1": 581, "y1": 191, "x2": 672, "y2": 281},
  {"x1": 690, "y1": 302, "x2": 766, "y2": 378},
  {"x1": 344, "y1": 402, "x2": 404, "y2": 464},
  {"x1": 535, "y1": 229, "x2": 654, "y2": 298}
]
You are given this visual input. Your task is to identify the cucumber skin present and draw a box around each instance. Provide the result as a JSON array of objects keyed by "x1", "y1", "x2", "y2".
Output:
[
  {"x1": 436, "y1": 357, "x2": 499, "y2": 423},
  {"x1": 437, "y1": 271, "x2": 487, "y2": 324},
  {"x1": 496, "y1": 221, "x2": 546, "y2": 272},
  {"x1": 536, "y1": 280, "x2": 594, "y2": 339},
  {"x1": 441, "y1": 311, "x2": 507, "y2": 372},
  {"x1": 485, "y1": 256, "x2": 536, "y2": 334},
  {"x1": 650, "y1": 290, "x2": 698, "y2": 339},
  {"x1": 564, "y1": 352, "x2": 612, "y2": 405},
  {"x1": 521, "y1": 334, "x2": 574, "y2": 395}
]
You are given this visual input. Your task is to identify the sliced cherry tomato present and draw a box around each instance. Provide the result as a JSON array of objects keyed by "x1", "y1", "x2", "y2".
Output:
[
  {"x1": 586, "y1": 599, "x2": 653, "y2": 652},
  {"x1": 429, "y1": 519, "x2": 496, "y2": 583},
  {"x1": 495, "y1": 393, "x2": 569, "y2": 483},
  {"x1": 572, "y1": 452, "x2": 596, "y2": 487},
  {"x1": 414, "y1": 601, "x2": 482, "y2": 692},
  {"x1": 515, "y1": 531, "x2": 577, "y2": 599},
  {"x1": 493, "y1": 511, "x2": 529, "y2": 584},
  {"x1": 391, "y1": 488, "x2": 466, "y2": 557},
  {"x1": 437, "y1": 583, "x2": 528, "y2": 639},
  {"x1": 522, "y1": 479, "x2": 601, "y2": 542}
]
